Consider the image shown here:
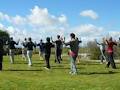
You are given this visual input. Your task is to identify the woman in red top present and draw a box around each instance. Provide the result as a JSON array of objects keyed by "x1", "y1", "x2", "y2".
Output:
[{"x1": 106, "y1": 37, "x2": 117, "y2": 69}]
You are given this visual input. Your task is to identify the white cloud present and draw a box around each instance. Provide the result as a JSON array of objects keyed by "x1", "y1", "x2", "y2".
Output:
[
  {"x1": 80, "y1": 10, "x2": 99, "y2": 20},
  {"x1": 27, "y1": 6, "x2": 67, "y2": 27},
  {"x1": 71, "y1": 24, "x2": 104, "y2": 42}
]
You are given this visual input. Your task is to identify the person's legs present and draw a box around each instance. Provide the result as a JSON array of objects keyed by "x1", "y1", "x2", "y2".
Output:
[
  {"x1": 9, "y1": 49, "x2": 14, "y2": 64},
  {"x1": 45, "y1": 54, "x2": 50, "y2": 69},
  {"x1": 72, "y1": 57, "x2": 77, "y2": 74},
  {"x1": 109, "y1": 53, "x2": 116, "y2": 69},
  {"x1": 106, "y1": 53, "x2": 111, "y2": 68},
  {"x1": 57, "y1": 49, "x2": 61, "y2": 63},
  {"x1": 0, "y1": 54, "x2": 3, "y2": 70},
  {"x1": 27, "y1": 50, "x2": 33, "y2": 66},
  {"x1": 22, "y1": 49, "x2": 27, "y2": 61},
  {"x1": 70, "y1": 56, "x2": 77, "y2": 74},
  {"x1": 100, "y1": 50, "x2": 104, "y2": 63},
  {"x1": 59, "y1": 49, "x2": 62, "y2": 61}
]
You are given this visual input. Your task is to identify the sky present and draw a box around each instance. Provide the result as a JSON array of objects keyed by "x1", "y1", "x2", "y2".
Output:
[{"x1": 0, "y1": 0, "x2": 120, "y2": 43}]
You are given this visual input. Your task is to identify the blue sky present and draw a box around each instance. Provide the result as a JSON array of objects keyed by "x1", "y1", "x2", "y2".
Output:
[{"x1": 0, "y1": 0, "x2": 120, "y2": 42}]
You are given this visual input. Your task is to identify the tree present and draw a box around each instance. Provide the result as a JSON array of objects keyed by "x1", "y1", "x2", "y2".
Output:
[
  {"x1": 87, "y1": 41, "x2": 101, "y2": 60},
  {"x1": 0, "y1": 29, "x2": 9, "y2": 42},
  {"x1": 0, "y1": 29, "x2": 10, "y2": 55}
]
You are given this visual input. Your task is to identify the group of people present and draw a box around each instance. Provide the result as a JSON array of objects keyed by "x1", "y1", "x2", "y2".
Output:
[
  {"x1": 0, "y1": 33, "x2": 120, "y2": 75},
  {"x1": 95, "y1": 37, "x2": 118, "y2": 69}
]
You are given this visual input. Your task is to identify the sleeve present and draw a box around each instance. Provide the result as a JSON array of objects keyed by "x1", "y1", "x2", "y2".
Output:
[
  {"x1": 113, "y1": 42, "x2": 117, "y2": 46},
  {"x1": 14, "y1": 41, "x2": 18, "y2": 45}
]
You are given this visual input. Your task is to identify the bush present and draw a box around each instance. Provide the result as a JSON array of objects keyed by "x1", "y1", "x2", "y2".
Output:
[{"x1": 87, "y1": 41, "x2": 101, "y2": 60}]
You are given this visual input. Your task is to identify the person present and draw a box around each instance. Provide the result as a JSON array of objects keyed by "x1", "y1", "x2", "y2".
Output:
[
  {"x1": 51, "y1": 35, "x2": 63, "y2": 63},
  {"x1": 95, "y1": 38, "x2": 107, "y2": 64},
  {"x1": 21, "y1": 38, "x2": 28, "y2": 61},
  {"x1": 37, "y1": 39, "x2": 45, "y2": 60},
  {"x1": 118, "y1": 37, "x2": 120, "y2": 47},
  {"x1": 76, "y1": 37, "x2": 82, "y2": 63},
  {"x1": 106, "y1": 37, "x2": 117, "y2": 69},
  {"x1": 0, "y1": 37, "x2": 4, "y2": 71},
  {"x1": 64, "y1": 33, "x2": 80, "y2": 75},
  {"x1": 7, "y1": 37, "x2": 19, "y2": 64},
  {"x1": 44, "y1": 37, "x2": 54, "y2": 70},
  {"x1": 26, "y1": 37, "x2": 36, "y2": 66}
]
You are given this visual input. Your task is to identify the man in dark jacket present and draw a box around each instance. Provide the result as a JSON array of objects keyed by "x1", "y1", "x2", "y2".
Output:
[{"x1": 44, "y1": 37, "x2": 54, "y2": 70}]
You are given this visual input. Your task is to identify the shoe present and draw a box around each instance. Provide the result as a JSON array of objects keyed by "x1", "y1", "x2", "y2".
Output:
[
  {"x1": 69, "y1": 71, "x2": 73, "y2": 74},
  {"x1": 28, "y1": 64, "x2": 32, "y2": 66},
  {"x1": 44, "y1": 67, "x2": 50, "y2": 70},
  {"x1": 72, "y1": 72, "x2": 77, "y2": 75}
]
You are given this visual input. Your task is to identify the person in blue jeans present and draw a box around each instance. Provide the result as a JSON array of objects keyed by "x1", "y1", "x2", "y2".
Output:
[{"x1": 64, "y1": 33, "x2": 80, "y2": 75}]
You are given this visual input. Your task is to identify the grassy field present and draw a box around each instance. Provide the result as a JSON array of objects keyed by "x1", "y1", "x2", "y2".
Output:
[{"x1": 0, "y1": 54, "x2": 120, "y2": 90}]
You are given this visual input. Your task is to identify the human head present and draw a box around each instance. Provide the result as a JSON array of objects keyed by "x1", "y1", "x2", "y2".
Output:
[
  {"x1": 10, "y1": 37, "x2": 13, "y2": 41},
  {"x1": 57, "y1": 35, "x2": 60, "y2": 39},
  {"x1": 24, "y1": 38, "x2": 27, "y2": 41},
  {"x1": 109, "y1": 37, "x2": 112, "y2": 41},
  {"x1": 28, "y1": 37, "x2": 32, "y2": 42},
  {"x1": 46, "y1": 37, "x2": 50, "y2": 42},
  {"x1": 70, "y1": 33, "x2": 75, "y2": 39},
  {"x1": 119, "y1": 37, "x2": 120, "y2": 41},
  {"x1": 40, "y1": 39, "x2": 43, "y2": 42}
]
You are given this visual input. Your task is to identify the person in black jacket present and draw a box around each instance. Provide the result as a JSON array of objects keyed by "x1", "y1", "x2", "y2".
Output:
[
  {"x1": 26, "y1": 37, "x2": 36, "y2": 66},
  {"x1": 51, "y1": 35, "x2": 63, "y2": 63},
  {"x1": 44, "y1": 37, "x2": 54, "y2": 70},
  {"x1": 0, "y1": 37, "x2": 4, "y2": 70},
  {"x1": 7, "y1": 37, "x2": 19, "y2": 64}
]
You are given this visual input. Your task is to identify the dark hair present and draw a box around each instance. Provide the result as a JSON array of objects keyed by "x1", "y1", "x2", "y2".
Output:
[
  {"x1": 10, "y1": 37, "x2": 13, "y2": 40},
  {"x1": 46, "y1": 37, "x2": 50, "y2": 42},
  {"x1": 24, "y1": 38, "x2": 27, "y2": 41},
  {"x1": 70, "y1": 33, "x2": 75, "y2": 39},
  {"x1": 57, "y1": 35, "x2": 60, "y2": 39},
  {"x1": 40, "y1": 39, "x2": 43, "y2": 42},
  {"x1": 28, "y1": 37, "x2": 32, "y2": 41}
]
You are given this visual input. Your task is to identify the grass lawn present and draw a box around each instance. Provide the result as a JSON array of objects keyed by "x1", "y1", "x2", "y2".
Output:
[{"x1": 0, "y1": 54, "x2": 120, "y2": 90}]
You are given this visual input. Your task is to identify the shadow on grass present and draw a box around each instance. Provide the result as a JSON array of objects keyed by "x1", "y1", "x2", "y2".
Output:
[
  {"x1": 3, "y1": 69, "x2": 42, "y2": 71},
  {"x1": 78, "y1": 71, "x2": 120, "y2": 75}
]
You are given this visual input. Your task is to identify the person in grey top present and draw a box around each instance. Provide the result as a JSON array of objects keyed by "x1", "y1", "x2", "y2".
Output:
[
  {"x1": 64, "y1": 33, "x2": 80, "y2": 75},
  {"x1": 95, "y1": 38, "x2": 107, "y2": 64}
]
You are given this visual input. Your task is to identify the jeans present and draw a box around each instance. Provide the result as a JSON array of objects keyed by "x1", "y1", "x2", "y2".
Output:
[
  {"x1": 27, "y1": 50, "x2": 33, "y2": 66},
  {"x1": 70, "y1": 56, "x2": 77, "y2": 73},
  {"x1": 107, "y1": 53, "x2": 116, "y2": 69}
]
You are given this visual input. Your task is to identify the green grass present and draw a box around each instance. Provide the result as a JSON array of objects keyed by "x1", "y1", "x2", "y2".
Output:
[{"x1": 0, "y1": 54, "x2": 120, "y2": 90}]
